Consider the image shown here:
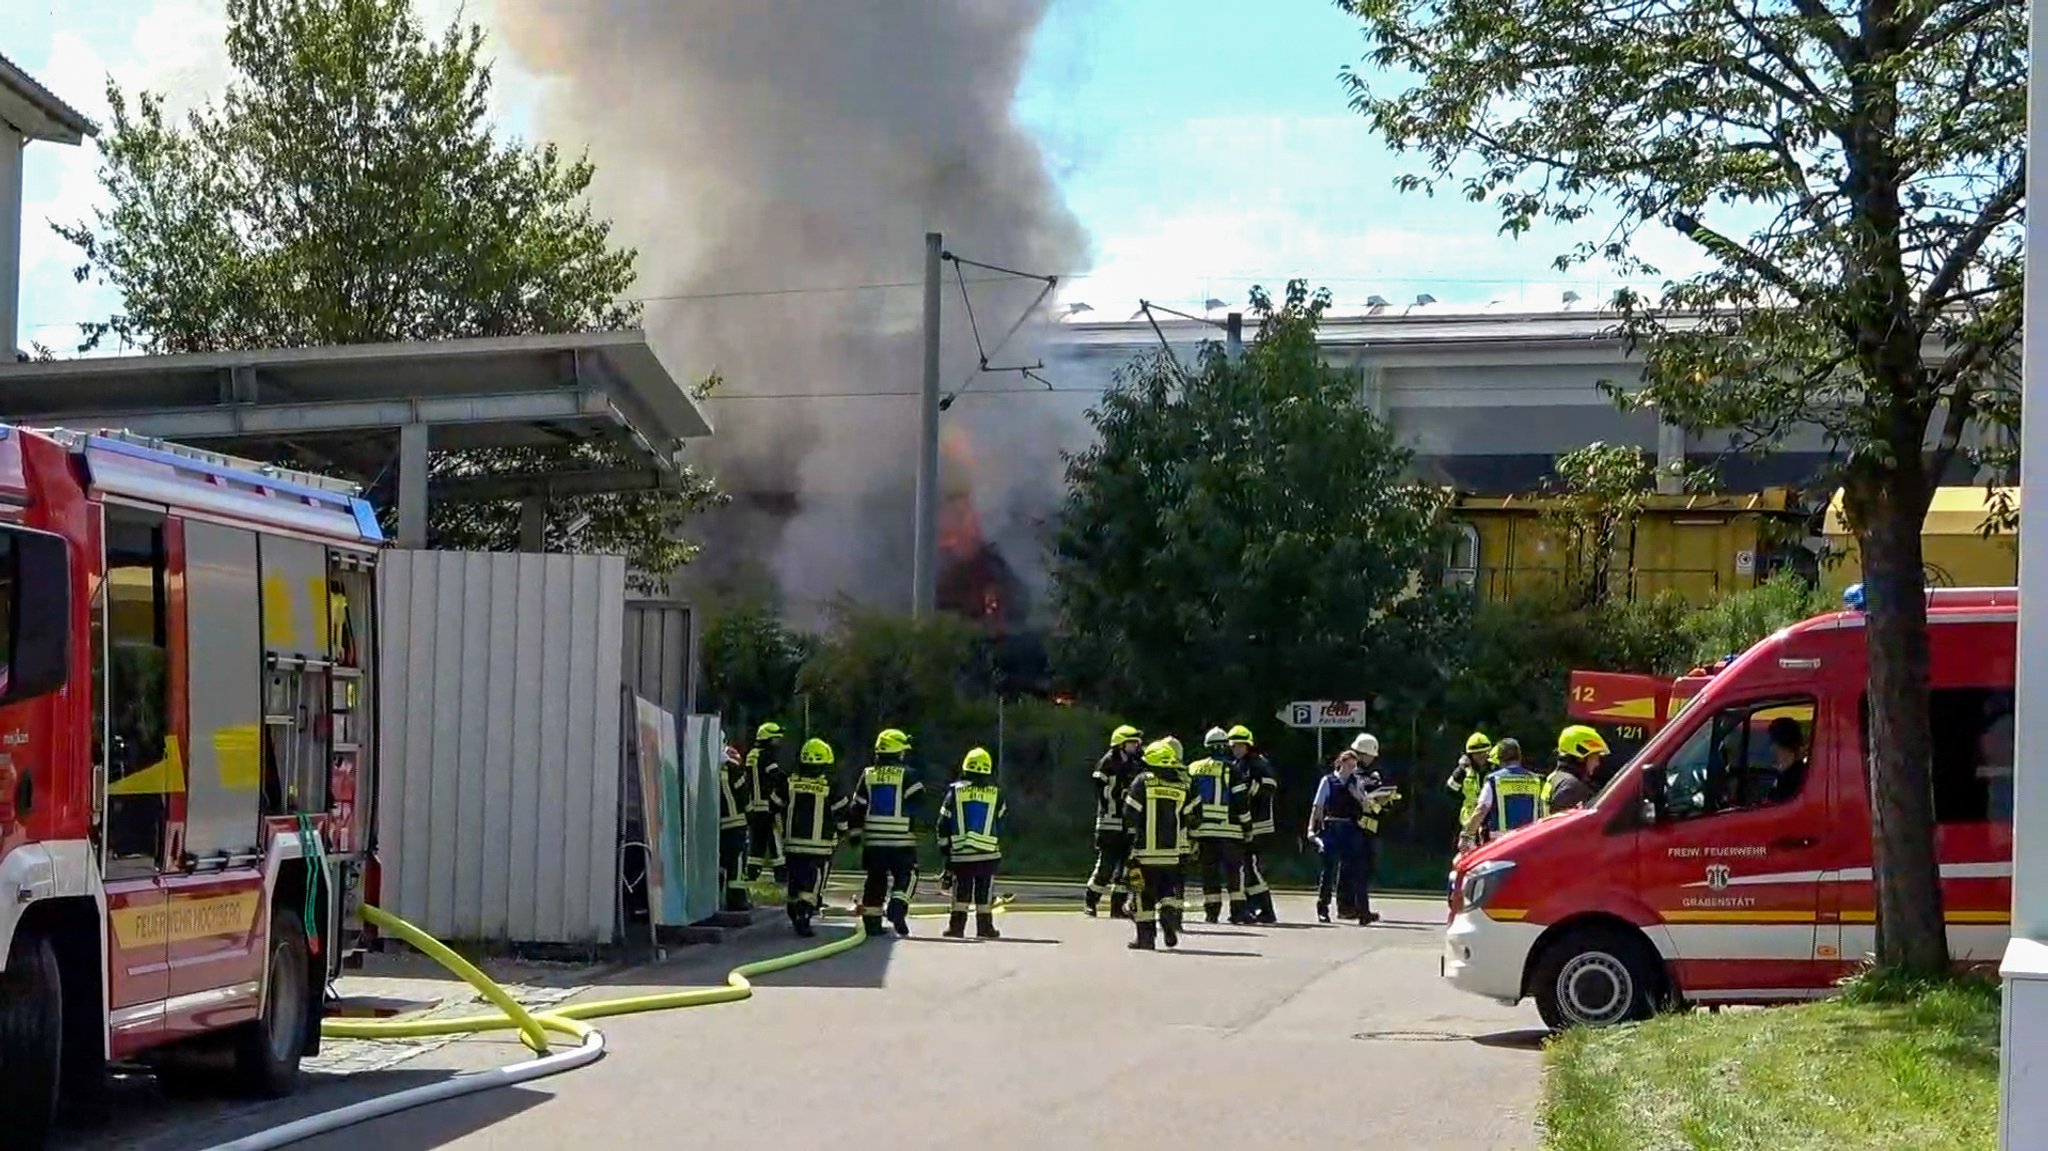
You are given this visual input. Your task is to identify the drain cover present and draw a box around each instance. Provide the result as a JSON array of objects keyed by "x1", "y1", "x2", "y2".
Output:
[{"x1": 1352, "y1": 1029, "x2": 1465, "y2": 1042}]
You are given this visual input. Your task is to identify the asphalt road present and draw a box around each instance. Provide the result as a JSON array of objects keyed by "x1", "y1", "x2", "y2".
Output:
[{"x1": 65, "y1": 894, "x2": 1543, "y2": 1151}]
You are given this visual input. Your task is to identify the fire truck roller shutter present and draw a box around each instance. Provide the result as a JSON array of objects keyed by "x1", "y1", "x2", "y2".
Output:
[
  {"x1": 185, "y1": 521, "x2": 266, "y2": 860},
  {"x1": 257, "y1": 534, "x2": 332, "y2": 815}
]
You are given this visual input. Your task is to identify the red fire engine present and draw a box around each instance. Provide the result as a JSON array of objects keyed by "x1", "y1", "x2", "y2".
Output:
[
  {"x1": 1447, "y1": 586, "x2": 2016, "y2": 1030},
  {"x1": 0, "y1": 428, "x2": 382, "y2": 1151}
]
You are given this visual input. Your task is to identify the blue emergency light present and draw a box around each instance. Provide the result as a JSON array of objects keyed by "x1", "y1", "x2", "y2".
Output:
[{"x1": 1842, "y1": 582, "x2": 1867, "y2": 611}]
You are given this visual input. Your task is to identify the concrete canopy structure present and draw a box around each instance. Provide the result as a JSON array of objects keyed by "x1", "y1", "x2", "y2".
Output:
[
  {"x1": 0, "y1": 329, "x2": 714, "y2": 548},
  {"x1": 2, "y1": 52, "x2": 97, "y2": 360}
]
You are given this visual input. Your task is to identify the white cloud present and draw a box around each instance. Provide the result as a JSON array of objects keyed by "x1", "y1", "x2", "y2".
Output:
[{"x1": 14, "y1": 0, "x2": 544, "y2": 354}]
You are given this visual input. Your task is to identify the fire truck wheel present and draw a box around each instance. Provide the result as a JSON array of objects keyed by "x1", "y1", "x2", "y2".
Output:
[
  {"x1": 1531, "y1": 925, "x2": 1659, "y2": 1031},
  {"x1": 0, "y1": 932, "x2": 63, "y2": 1151},
  {"x1": 232, "y1": 910, "x2": 311, "y2": 1098}
]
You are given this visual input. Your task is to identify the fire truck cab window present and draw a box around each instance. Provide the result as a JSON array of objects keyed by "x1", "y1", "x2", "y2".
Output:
[
  {"x1": 103, "y1": 511, "x2": 171, "y2": 875},
  {"x1": 1658, "y1": 698, "x2": 1815, "y2": 820}
]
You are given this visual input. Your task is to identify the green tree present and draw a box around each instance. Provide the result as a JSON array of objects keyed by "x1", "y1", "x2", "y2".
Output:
[
  {"x1": 1052, "y1": 280, "x2": 1463, "y2": 726},
  {"x1": 1336, "y1": 0, "x2": 2021, "y2": 972},
  {"x1": 56, "y1": 0, "x2": 720, "y2": 583},
  {"x1": 1544, "y1": 442, "x2": 1656, "y2": 608},
  {"x1": 796, "y1": 606, "x2": 981, "y2": 751},
  {"x1": 700, "y1": 600, "x2": 814, "y2": 736}
]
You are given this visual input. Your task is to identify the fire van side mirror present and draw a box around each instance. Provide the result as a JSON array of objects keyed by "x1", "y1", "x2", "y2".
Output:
[
  {"x1": 0, "y1": 528, "x2": 72, "y2": 707},
  {"x1": 1638, "y1": 762, "x2": 1665, "y2": 825}
]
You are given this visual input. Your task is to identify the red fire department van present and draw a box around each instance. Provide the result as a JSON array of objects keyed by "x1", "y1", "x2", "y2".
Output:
[
  {"x1": 0, "y1": 427, "x2": 383, "y2": 1150},
  {"x1": 1444, "y1": 586, "x2": 2015, "y2": 1030}
]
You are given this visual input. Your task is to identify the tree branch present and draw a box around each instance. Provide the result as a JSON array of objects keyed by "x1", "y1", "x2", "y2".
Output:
[{"x1": 1916, "y1": 166, "x2": 2023, "y2": 326}]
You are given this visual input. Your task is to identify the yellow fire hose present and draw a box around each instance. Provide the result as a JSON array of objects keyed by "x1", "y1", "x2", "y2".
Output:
[{"x1": 201, "y1": 894, "x2": 1079, "y2": 1151}]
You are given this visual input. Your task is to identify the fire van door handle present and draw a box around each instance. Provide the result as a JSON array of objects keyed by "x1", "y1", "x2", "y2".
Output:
[{"x1": 1771, "y1": 836, "x2": 1817, "y2": 849}]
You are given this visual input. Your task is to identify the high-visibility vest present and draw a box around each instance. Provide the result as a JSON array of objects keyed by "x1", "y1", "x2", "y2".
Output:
[
  {"x1": 947, "y1": 783, "x2": 1003, "y2": 861},
  {"x1": 1127, "y1": 774, "x2": 1194, "y2": 864},
  {"x1": 1456, "y1": 764, "x2": 1485, "y2": 827},
  {"x1": 1490, "y1": 769, "x2": 1547, "y2": 832},
  {"x1": 858, "y1": 764, "x2": 919, "y2": 847},
  {"x1": 1187, "y1": 757, "x2": 1245, "y2": 840},
  {"x1": 782, "y1": 774, "x2": 840, "y2": 854}
]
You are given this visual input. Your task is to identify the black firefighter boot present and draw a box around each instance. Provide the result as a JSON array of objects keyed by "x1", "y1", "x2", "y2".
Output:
[
  {"x1": 1253, "y1": 891, "x2": 1279, "y2": 925},
  {"x1": 862, "y1": 913, "x2": 888, "y2": 938},
  {"x1": 1160, "y1": 905, "x2": 1181, "y2": 949},
  {"x1": 791, "y1": 905, "x2": 816, "y2": 938},
  {"x1": 943, "y1": 911, "x2": 968, "y2": 939},
  {"x1": 1231, "y1": 899, "x2": 1257, "y2": 926},
  {"x1": 1084, "y1": 889, "x2": 1101, "y2": 917},
  {"x1": 975, "y1": 911, "x2": 1002, "y2": 940},
  {"x1": 888, "y1": 900, "x2": 912, "y2": 938},
  {"x1": 1109, "y1": 890, "x2": 1131, "y2": 920},
  {"x1": 1127, "y1": 920, "x2": 1157, "y2": 951},
  {"x1": 1205, "y1": 901, "x2": 1222, "y2": 925}
]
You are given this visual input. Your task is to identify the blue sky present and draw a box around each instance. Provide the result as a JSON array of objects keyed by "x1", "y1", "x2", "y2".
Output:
[{"x1": 8, "y1": 0, "x2": 1709, "y2": 355}]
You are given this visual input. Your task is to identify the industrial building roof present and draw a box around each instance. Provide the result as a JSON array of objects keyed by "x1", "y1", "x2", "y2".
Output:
[
  {"x1": 1053, "y1": 308, "x2": 1649, "y2": 355},
  {"x1": 0, "y1": 50, "x2": 96, "y2": 143}
]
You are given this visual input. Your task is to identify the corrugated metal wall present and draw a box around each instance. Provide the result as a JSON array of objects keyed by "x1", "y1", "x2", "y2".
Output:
[
  {"x1": 377, "y1": 551, "x2": 627, "y2": 945},
  {"x1": 622, "y1": 600, "x2": 696, "y2": 718},
  {"x1": 619, "y1": 601, "x2": 697, "y2": 840}
]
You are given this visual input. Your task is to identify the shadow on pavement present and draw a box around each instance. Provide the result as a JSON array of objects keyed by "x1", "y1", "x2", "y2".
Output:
[
  {"x1": 1469, "y1": 1028, "x2": 1551, "y2": 1051},
  {"x1": 53, "y1": 1067, "x2": 549, "y2": 1151},
  {"x1": 1161, "y1": 947, "x2": 1262, "y2": 959},
  {"x1": 293, "y1": 1084, "x2": 554, "y2": 1151}
]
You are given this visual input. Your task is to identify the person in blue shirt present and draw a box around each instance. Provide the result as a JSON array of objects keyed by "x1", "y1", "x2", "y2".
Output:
[
  {"x1": 1309, "y1": 748, "x2": 1371, "y2": 924},
  {"x1": 1459, "y1": 738, "x2": 1546, "y2": 850}
]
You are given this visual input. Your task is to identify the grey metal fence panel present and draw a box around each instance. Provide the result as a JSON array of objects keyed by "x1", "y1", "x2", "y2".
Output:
[
  {"x1": 619, "y1": 601, "x2": 695, "y2": 839},
  {"x1": 377, "y1": 550, "x2": 626, "y2": 945}
]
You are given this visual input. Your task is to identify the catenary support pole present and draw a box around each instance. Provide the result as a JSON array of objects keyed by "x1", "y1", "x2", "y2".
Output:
[
  {"x1": 1225, "y1": 312, "x2": 1244, "y2": 363},
  {"x1": 396, "y1": 422, "x2": 429, "y2": 549},
  {"x1": 912, "y1": 232, "x2": 943, "y2": 617},
  {"x1": 519, "y1": 498, "x2": 546, "y2": 553},
  {"x1": 1999, "y1": 1, "x2": 2048, "y2": 1142}
]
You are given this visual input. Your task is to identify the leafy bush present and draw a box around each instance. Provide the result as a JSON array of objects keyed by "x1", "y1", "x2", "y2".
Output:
[{"x1": 1679, "y1": 571, "x2": 1837, "y2": 668}]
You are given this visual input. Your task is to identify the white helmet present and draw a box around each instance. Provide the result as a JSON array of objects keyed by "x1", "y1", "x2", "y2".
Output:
[
  {"x1": 1350, "y1": 732, "x2": 1380, "y2": 758},
  {"x1": 1204, "y1": 726, "x2": 1230, "y2": 745}
]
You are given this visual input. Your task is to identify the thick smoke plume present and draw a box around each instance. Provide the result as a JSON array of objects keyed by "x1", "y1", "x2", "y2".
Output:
[{"x1": 493, "y1": 1, "x2": 1092, "y2": 622}]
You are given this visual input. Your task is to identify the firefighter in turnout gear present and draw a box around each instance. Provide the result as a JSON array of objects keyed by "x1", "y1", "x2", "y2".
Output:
[
  {"x1": 848, "y1": 727, "x2": 924, "y2": 938},
  {"x1": 717, "y1": 743, "x2": 754, "y2": 912},
  {"x1": 1188, "y1": 727, "x2": 1253, "y2": 924},
  {"x1": 937, "y1": 747, "x2": 1007, "y2": 939},
  {"x1": 1085, "y1": 724, "x2": 1146, "y2": 918},
  {"x1": 771, "y1": 737, "x2": 849, "y2": 937},
  {"x1": 1124, "y1": 739, "x2": 1201, "y2": 950},
  {"x1": 1228, "y1": 725, "x2": 1280, "y2": 924},
  {"x1": 1460, "y1": 737, "x2": 1545, "y2": 851},
  {"x1": 745, "y1": 721, "x2": 791, "y2": 881},
  {"x1": 1445, "y1": 731, "x2": 1491, "y2": 844}
]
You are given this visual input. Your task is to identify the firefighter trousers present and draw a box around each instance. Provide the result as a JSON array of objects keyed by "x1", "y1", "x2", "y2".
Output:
[
  {"x1": 861, "y1": 845, "x2": 918, "y2": 933},
  {"x1": 746, "y1": 809, "x2": 784, "y2": 879},
  {"x1": 946, "y1": 858, "x2": 1000, "y2": 938},
  {"x1": 1129, "y1": 859, "x2": 1184, "y2": 946},
  {"x1": 1087, "y1": 830, "x2": 1131, "y2": 909},
  {"x1": 1243, "y1": 836, "x2": 1276, "y2": 922},
  {"x1": 719, "y1": 825, "x2": 751, "y2": 911},
  {"x1": 1194, "y1": 837, "x2": 1245, "y2": 919},
  {"x1": 785, "y1": 852, "x2": 832, "y2": 927}
]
